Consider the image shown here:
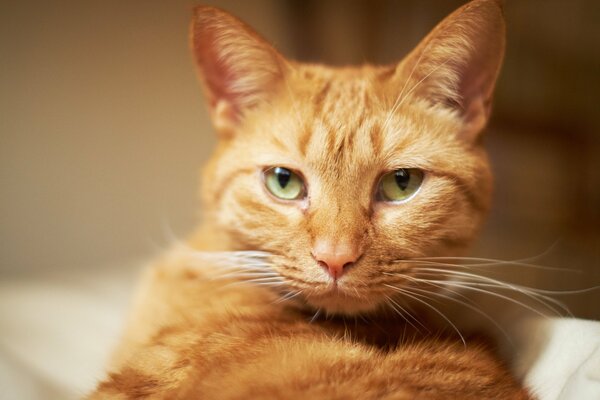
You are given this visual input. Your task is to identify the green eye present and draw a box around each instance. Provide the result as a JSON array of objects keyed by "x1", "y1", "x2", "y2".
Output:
[
  {"x1": 378, "y1": 168, "x2": 424, "y2": 202},
  {"x1": 264, "y1": 167, "x2": 305, "y2": 200}
]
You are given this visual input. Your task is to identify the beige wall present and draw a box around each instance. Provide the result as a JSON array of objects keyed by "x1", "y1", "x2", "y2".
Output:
[
  {"x1": 0, "y1": 0, "x2": 290, "y2": 272},
  {"x1": 1, "y1": 1, "x2": 598, "y2": 317}
]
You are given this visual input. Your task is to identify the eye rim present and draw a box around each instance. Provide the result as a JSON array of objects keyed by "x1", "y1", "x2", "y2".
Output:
[
  {"x1": 261, "y1": 166, "x2": 307, "y2": 202},
  {"x1": 375, "y1": 168, "x2": 425, "y2": 204}
]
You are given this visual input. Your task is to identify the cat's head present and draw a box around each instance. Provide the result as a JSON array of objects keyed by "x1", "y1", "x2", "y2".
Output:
[{"x1": 191, "y1": 0, "x2": 505, "y2": 315}]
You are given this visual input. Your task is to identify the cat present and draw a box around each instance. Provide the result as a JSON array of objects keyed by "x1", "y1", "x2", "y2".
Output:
[{"x1": 88, "y1": 0, "x2": 574, "y2": 398}]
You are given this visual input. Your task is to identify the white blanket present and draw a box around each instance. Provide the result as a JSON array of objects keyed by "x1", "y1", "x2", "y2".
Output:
[{"x1": 0, "y1": 266, "x2": 138, "y2": 399}]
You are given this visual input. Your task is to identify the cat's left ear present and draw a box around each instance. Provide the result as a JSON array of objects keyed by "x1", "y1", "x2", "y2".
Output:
[
  {"x1": 394, "y1": 0, "x2": 505, "y2": 141},
  {"x1": 191, "y1": 6, "x2": 289, "y2": 136}
]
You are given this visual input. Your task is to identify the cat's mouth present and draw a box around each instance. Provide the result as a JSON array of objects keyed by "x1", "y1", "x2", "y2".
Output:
[
  {"x1": 286, "y1": 260, "x2": 426, "y2": 316},
  {"x1": 201, "y1": 249, "x2": 413, "y2": 315},
  {"x1": 266, "y1": 258, "x2": 403, "y2": 315},
  {"x1": 294, "y1": 279, "x2": 388, "y2": 315}
]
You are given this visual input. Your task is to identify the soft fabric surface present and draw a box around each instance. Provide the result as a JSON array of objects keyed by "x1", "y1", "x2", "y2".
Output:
[{"x1": 0, "y1": 265, "x2": 139, "y2": 400}]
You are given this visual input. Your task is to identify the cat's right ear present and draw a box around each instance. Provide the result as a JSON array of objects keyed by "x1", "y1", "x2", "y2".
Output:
[{"x1": 191, "y1": 6, "x2": 288, "y2": 137}]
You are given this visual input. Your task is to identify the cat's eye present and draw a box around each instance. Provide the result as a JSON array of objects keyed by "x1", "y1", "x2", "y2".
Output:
[
  {"x1": 263, "y1": 167, "x2": 306, "y2": 200},
  {"x1": 377, "y1": 168, "x2": 424, "y2": 202}
]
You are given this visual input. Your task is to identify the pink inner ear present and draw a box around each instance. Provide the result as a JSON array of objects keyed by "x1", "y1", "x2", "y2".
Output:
[
  {"x1": 192, "y1": 23, "x2": 236, "y2": 110},
  {"x1": 392, "y1": 0, "x2": 505, "y2": 140},
  {"x1": 458, "y1": 63, "x2": 499, "y2": 138},
  {"x1": 461, "y1": 96, "x2": 489, "y2": 140},
  {"x1": 199, "y1": 38, "x2": 257, "y2": 114},
  {"x1": 191, "y1": 6, "x2": 287, "y2": 127}
]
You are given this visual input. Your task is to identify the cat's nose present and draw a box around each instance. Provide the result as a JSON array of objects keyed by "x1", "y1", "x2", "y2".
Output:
[{"x1": 311, "y1": 239, "x2": 361, "y2": 280}]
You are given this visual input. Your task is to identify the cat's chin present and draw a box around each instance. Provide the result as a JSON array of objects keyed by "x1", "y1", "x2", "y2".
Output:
[{"x1": 303, "y1": 292, "x2": 381, "y2": 316}]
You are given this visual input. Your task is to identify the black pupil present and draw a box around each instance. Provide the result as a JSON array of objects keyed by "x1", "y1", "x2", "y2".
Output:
[
  {"x1": 275, "y1": 167, "x2": 291, "y2": 188},
  {"x1": 394, "y1": 169, "x2": 410, "y2": 190}
]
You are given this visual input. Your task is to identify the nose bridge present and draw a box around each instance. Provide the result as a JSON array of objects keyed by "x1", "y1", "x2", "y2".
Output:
[
  {"x1": 309, "y1": 195, "x2": 367, "y2": 244},
  {"x1": 309, "y1": 196, "x2": 369, "y2": 279}
]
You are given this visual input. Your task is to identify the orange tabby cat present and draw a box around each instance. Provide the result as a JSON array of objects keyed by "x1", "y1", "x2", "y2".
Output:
[{"x1": 90, "y1": 0, "x2": 531, "y2": 398}]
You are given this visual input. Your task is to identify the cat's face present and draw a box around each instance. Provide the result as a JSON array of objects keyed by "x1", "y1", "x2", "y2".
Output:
[{"x1": 192, "y1": 0, "x2": 504, "y2": 315}]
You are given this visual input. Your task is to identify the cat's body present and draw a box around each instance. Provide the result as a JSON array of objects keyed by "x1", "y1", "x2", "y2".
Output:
[
  {"x1": 92, "y1": 247, "x2": 528, "y2": 399},
  {"x1": 90, "y1": 0, "x2": 537, "y2": 398}
]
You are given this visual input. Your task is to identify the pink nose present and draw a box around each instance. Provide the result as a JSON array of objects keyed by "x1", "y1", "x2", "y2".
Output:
[{"x1": 312, "y1": 239, "x2": 361, "y2": 280}]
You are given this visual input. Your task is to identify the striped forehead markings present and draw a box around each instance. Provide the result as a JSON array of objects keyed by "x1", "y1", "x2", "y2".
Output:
[{"x1": 307, "y1": 79, "x2": 379, "y2": 158}]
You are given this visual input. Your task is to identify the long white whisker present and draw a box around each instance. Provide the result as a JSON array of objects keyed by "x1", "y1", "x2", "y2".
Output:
[
  {"x1": 204, "y1": 264, "x2": 272, "y2": 273},
  {"x1": 219, "y1": 281, "x2": 286, "y2": 290},
  {"x1": 211, "y1": 272, "x2": 281, "y2": 281},
  {"x1": 309, "y1": 308, "x2": 322, "y2": 324},
  {"x1": 182, "y1": 249, "x2": 273, "y2": 259},
  {"x1": 413, "y1": 241, "x2": 564, "y2": 268},
  {"x1": 410, "y1": 269, "x2": 576, "y2": 314},
  {"x1": 273, "y1": 290, "x2": 303, "y2": 304},
  {"x1": 220, "y1": 274, "x2": 286, "y2": 288},
  {"x1": 412, "y1": 267, "x2": 570, "y2": 315},
  {"x1": 240, "y1": 276, "x2": 286, "y2": 283},
  {"x1": 428, "y1": 279, "x2": 600, "y2": 296},
  {"x1": 401, "y1": 257, "x2": 575, "y2": 273},
  {"x1": 384, "y1": 284, "x2": 466, "y2": 347},
  {"x1": 407, "y1": 284, "x2": 512, "y2": 345},
  {"x1": 195, "y1": 259, "x2": 274, "y2": 268},
  {"x1": 383, "y1": 294, "x2": 425, "y2": 333},
  {"x1": 213, "y1": 271, "x2": 279, "y2": 277},
  {"x1": 387, "y1": 270, "x2": 481, "y2": 309},
  {"x1": 412, "y1": 277, "x2": 554, "y2": 318},
  {"x1": 391, "y1": 297, "x2": 430, "y2": 332}
]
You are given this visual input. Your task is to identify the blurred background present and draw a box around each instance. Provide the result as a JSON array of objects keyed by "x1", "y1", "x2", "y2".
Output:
[{"x1": 1, "y1": 0, "x2": 599, "y2": 398}]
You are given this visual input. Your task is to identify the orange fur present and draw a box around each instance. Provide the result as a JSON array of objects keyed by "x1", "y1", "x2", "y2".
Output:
[
  {"x1": 90, "y1": 1, "x2": 531, "y2": 398},
  {"x1": 91, "y1": 251, "x2": 528, "y2": 399}
]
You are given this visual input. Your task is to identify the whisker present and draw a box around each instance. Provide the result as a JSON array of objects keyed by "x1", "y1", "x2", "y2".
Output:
[
  {"x1": 412, "y1": 240, "x2": 564, "y2": 268},
  {"x1": 412, "y1": 277, "x2": 557, "y2": 318},
  {"x1": 384, "y1": 294, "x2": 428, "y2": 333},
  {"x1": 407, "y1": 284, "x2": 512, "y2": 345},
  {"x1": 384, "y1": 283, "x2": 466, "y2": 347},
  {"x1": 221, "y1": 275, "x2": 286, "y2": 288},
  {"x1": 400, "y1": 257, "x2": 575, "y2": 273},
  {"x1": 431, "y1": 279, "x2": 600, "y2": 296},
  {"x1": 411, "y1": 267, "x2": 571, "y2": 315},
  {"x1": 273, "y1": 290, "x2": 303, "y2": 305},
  {"x1": 186, "y1": 258, "x2": 274, "y2": 269},
  {"x1": 226, "y1": 270, "x2": 278, "y2": 275},
  {"x1": 241, "y1": 276, "x2": 286, "y2": 283},
  {"x1": 387, "y1": 270, "x2": 482, "y2": 311},
  {"x1": 391, "y1": 272, "x2": 520, "y2": 340},
  {"x1": 309, "y1": 308, "x2": 322, "y2": 324},
  {"x1": 204, "y1": 264, "x2": 273, "y2": 274},
  {"x1": 212, "y1": 271, "x2": 280, "y2": 279}
]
